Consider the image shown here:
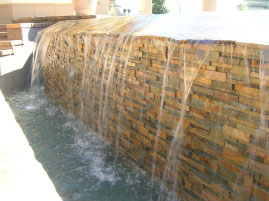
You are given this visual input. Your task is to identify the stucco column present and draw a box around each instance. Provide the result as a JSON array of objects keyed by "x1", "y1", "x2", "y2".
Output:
[
  {"x1": 141, "y1": 0, "x2": 152, "y2": 14},
  {"x1": 203, "y1": 0, "x2": 217, "y2": 11}
]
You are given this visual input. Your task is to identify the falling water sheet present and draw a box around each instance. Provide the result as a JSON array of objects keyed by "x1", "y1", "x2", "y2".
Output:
[
  {"x1": 38, "y1": 11, "x2": 269, "y2": 45},
  {"x1": 31, "y1": 11, "x2": 269, "y2": 86},
  {"x1": 31, "y1": 12, "x2": 269, "y2": 201}
]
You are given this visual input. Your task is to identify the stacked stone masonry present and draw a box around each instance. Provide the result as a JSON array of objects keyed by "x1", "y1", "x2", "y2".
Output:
[{"x1": 43, "y1": 33, "x2": 269, "y2": 201}]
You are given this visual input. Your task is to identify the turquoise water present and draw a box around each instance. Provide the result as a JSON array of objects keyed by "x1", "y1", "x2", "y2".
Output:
[{"x1": 5, "y1": 87, "x2": 168, "y2": 201}]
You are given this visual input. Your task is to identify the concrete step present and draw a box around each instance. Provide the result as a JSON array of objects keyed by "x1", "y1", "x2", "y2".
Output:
[
  {"x1": 0, "y1": 41, "x2": 12, "y2": 50},
  {"x1": 0, "y1": 24, "x2": 21, "y2": 29},
  {"x1": 0, "y1": 24, "x2": 22, "y2": 40},
  {"x1": 0, "y1": 24, "x2": 24, "y2": 58},
  {"x1": 0, "y1": 40, "x2": 13, "y2": 56},
  {"x1": 0, "y1": 49, "x2": 13, "y2": 57},
  {"x1": 0, "y1": 32, "x2": 8, "y2": 40},
  {"x1": 0, "y1": 40, "x2": 23, "y2": 47},
  {"x1": 0, "y1": 39, "x2": 23, "y2": 57}
]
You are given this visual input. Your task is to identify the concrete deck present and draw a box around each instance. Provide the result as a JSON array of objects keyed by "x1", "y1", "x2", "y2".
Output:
[{"x1": 0, "y1": 90, "x2": 62, "y2": 201}]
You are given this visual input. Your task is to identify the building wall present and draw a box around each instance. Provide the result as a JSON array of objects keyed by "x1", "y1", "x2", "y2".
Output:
[
  {"x1": 96, "y1": 0, "x2": 109, "y2": 15},
  {"x1": 166, "y1": 0, "x2": 248, "y2": 14},
  {"x1": 0, "y1": 0, "x2": 153, "y2": 23},
  {"x1": 42, "y1": 28, "x2": 269, "y2": 201},
  {"x1": 0, "y1": 0, "x2": 109, "y2": 24},
  {"x1": 12, "y1": 3, "x2": 74, "y2": 19},
  {"x1": 141, "y1": 0, "x2": 152, "y2": 14},
  {"x1": 0, "y1": 3, "x2": 13, "y2": 24}
]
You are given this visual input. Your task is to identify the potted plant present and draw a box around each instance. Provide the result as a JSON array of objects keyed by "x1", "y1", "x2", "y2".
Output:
[{"x1": 72, "y1": 0, "x2": 98, "y2": 15}]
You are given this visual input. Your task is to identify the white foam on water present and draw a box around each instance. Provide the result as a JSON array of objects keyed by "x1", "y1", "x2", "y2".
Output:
[
  {"x1": 45, "y1": 107, "x2": 56, "y2": 116},
  {"x1": 89, "y1": 153, "x2": 119, "y2": 184},
  {"x1": 62, "y1": 121, "x2": 80, "y2": 134},
  {"x1": 63, "y1": 121, "x2": 73, "y2": 129},
  {"x1": 66, "y1": 113, "x2": 75, "y2": 120},
  {"x1": 25, "y1": 105, "x2": 38, "y2": 110},
  {"x1": 74, "y1": 133, "x2": 120, "y2": 184}
]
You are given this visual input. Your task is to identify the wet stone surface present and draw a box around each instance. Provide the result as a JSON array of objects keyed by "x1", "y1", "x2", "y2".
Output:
[{"x1": 5, "y1": 87, "x2": 166, "y2": 201}]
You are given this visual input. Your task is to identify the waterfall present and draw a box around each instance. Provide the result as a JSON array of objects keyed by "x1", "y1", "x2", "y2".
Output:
[{"x1": 32, "y1": 13, "x2": 269, "y2": 201}]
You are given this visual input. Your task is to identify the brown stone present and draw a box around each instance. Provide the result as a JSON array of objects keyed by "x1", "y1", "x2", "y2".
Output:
[
  {"x1": 213, "y1": 91, "x2": 238, "y2": 103},
  {"x1": 223, "y1": 125, "x2": 250, "y2": 144},
  {"x1": 204, "y1": 70, "x2": 226, "y2": 82},
  {"x1": 223, "y1": 148, "x2": 248, "y2": 166}
]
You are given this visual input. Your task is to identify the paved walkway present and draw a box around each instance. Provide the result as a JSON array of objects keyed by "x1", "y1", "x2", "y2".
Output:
[{"x1": 0, "y1": 90, "x2": 62, "y2": 201}]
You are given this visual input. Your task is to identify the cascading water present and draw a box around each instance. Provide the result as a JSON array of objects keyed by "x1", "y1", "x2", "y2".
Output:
[{"x1": 31, "y1": 13, "x2": 269, "y2": 201}]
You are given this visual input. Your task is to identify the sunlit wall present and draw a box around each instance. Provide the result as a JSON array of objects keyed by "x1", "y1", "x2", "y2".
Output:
[{"x1": 166, "y1": 0, "x2": 245, "y2": 13}]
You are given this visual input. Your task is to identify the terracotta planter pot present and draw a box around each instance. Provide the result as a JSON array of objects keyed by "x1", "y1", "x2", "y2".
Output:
[
  {"x1": 72, "y1": 0, "x2": 98, "y2": 15},
  {"x1": 203, "y1": 0, "x2": 217, "y2": 11}
]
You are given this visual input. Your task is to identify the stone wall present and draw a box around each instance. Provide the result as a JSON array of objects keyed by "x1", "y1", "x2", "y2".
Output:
[
  {"x1": 12, "y1": 15, "x2": 96, "y2": 24},
  {"x1": 43, "y1": 33, "x2": 269, "y2": 201}
]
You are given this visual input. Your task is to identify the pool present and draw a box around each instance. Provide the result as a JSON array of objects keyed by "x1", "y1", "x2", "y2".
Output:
[{"x1": 5, "y1": 86, "x2": 172, "y2": 201}]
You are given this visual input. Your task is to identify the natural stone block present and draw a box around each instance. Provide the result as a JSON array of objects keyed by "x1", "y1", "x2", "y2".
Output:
[
  {"x1": 223, "y1": 148, "x2": 248, "y2": 166},
  {"x1": 223, "y1": 125, "x2": 250, "y2": 144},
  {"x1": 204, "y1": 70, "x2": 226, "y2": 82}
]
